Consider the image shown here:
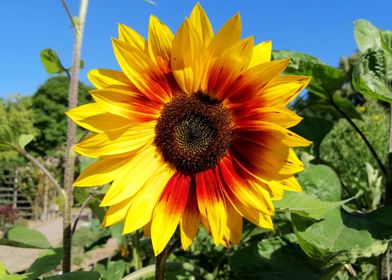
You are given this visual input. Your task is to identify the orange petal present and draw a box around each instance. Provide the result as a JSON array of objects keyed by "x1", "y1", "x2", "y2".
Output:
[
  {"x1": 113, "y1": 38, "x2": 173, "y2": 103},
  {"x1": 171, "y1": 19, "x2": 203, "y2": 94},
  {"x1": 151, "y1": 173, "x2": 191, "y2": 255},
  {"x1": 196, "y1": 169, "x2": 227, "y2": 245},
  {"x1": 180, "y1": 181, "x2": 201, "y2": 250},
  {"x1": 148, "y1": 15, "x2": 174, "y2": 73}
]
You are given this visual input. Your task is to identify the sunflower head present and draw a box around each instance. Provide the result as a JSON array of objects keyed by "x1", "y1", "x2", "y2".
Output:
[{"x1": 67, "y1": 3, "x2": 311, "y2": 255}]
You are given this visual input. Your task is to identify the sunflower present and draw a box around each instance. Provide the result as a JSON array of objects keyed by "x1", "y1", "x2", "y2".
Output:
[{"x1": 67, "y1": 3, "x2": 311, "y2": 255}]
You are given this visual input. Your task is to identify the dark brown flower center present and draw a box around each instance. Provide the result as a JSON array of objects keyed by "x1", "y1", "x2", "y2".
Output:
[{"x1": 154, "y1": 92, "x2": 232, "y2": 174}]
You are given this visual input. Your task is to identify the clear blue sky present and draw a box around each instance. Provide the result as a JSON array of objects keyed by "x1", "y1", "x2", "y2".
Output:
[{"x1": 1, "y1": 0, "x2": 391, "y2": 98}]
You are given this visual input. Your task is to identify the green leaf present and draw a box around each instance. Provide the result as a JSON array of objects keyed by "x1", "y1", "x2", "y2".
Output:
[
  {"x1": 354, "y1": 19, "x2": 382, "y2": 52},
  {"x1": 274, "y1": 191, "x2": 349, "y2": 219},
  {"x1": 0, "y1": 124, "x2": 20, "y2": 151},
  {"x1": 297, "y1": 165, "x2": 342, "y2": 201},
  {"x1": 43, "y1": 271, "x2": 101, "y2": 280},
  {"x1": 230, "y1": 235, "x2": 331, "y2": 280},
  {"x1": 352, "y1": 48, "x2": 392, "y2": 103},
  {"x1": 272, "y1": 50, "x2": 323, "y2": 71},
  {"x1": 291, "y1": 117, "x2": 334, "y2": 158},
  {"x1": 0, "y1": 225, "x2": 51, "y2": 249},
  {"x1": 380, "y1": 30, "x2": 392, "y2": 56},
  {"x1": 79, "y1": 59, "x2": 85, "y2": 70},
  {"x1": 0, "y1": 275, "x2": 26, "y2": 280},
  {"x1": 24, "y1": 248, "x2": 63, "y2": 280},
  {"x1": 0, "y1": 124, "x2": 34, "y2": 152},
  {"x1": 18, "y1": 134, "x2": 34, "y2": 150},
  {"x1": 332, "y1": 95, "x2": 362, "y2": 120},
  {"x1": 0, "y1": 261, "x2": 7, "y2": 275},
  {"x1": 292, "y1": 207, "x2": 392, "y2": 264},
  {"x1": 108, "y1": 260, "x2": 127, "y2": 280},
  {"x1": 273, "y1": 51, "x2": 347, "y2": 99},
  {"x1": 40, "y1": 49, "x2": 65, "y2": 74}
]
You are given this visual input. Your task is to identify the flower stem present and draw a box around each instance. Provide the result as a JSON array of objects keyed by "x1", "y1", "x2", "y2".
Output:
[
  {"x1": 61, "y1": 0, "x2": 88, "y2": 273},
  {"x1": 155, "y1": 237, "x2": 180, "y2": 280},
  {"x1": 19, "y1": 149, "x2": 65, "y2": 199},
  {"x1": 379, "y1": 104, "x2": 392, "y2": 280},
  {"x1": 330, "y1": 98, "x2": 388, "y2": 177}
]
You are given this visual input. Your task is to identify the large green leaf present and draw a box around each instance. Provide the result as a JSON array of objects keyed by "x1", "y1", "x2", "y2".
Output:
[
  {"x1": 272, "y1": 51, "x2": 347, "y2": 99},
  {"x1": 353, "y1": 20, "x2": 392, "y2": 103},
  {"x1": 24, "y1": 248, "x2": 63, "y2": 280},
  {"x1": 292, "y1": 207, "x2": 392, "y2": 264},
  {"x1": 94, "y1": 260, "x2": 127, "y2": 280},
  {"x1": 0, "y1": 262, "x2": 24, "y2": 279},
  {"x1": 274, "y1": 192, "x2": 349, "y2": 219},
  {"x1": 352, "y1": 48, "x2": 392, "y2": 103},
  {"x1": 43, "y1": 271, "x2": 101, "y2": 280},
  {"x1": 272, "y1": 50, "x2": 323, "y2": 71},
  {"x1": 297, "y1": 165, "x2": 342, "y2": 201},
  {"x1": 0, "y1": 225, "x2": 51, "y2": 249},
  {"x1": 230, "y1": 235, "x2": 338, "y2": 280},
  {"x1": 292, "y1": 117, "x2": 334, "y2": 157},
  {"x1": 332, "y1": 95, "x2": 362, "y2": 120},
  {"x1": 40, "y1": 49, "x2": 65, "y2": 74},
  {"x1": 354, "y1": 19, "x2": 382, "y2": 52}
]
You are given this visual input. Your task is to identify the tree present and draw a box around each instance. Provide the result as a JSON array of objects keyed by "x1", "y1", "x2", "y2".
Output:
[{"x1": 29, "y1": 76, "x2": 92, "y2": 156}]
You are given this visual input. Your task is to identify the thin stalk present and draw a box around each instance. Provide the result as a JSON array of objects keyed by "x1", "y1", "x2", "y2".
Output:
[
  {"x1": 155, "y1": 237, "x2": 180, "y2": 280},
  {"x1": 61, "y1": 0, "x2": 89, "y2": 273},
  {"x1": 20, "y1": 149, "x2": 65, "y2": 198},
  {"x1": 379, "y1": 104, "x2": 392, "y2": 280},
  {"x1": 330, "y1": 99, "x2": 388, "y2": 177},
  {"x1": 71, "y1": 194, "x2": 92, "y2": 235},
  {"x1": 60, "y1": 0, "x2": 80, "y2": 33}
]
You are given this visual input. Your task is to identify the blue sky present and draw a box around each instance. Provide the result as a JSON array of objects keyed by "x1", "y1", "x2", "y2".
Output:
[{"x1": 1, "y1": 0, "x2": 391, "y2": 98}]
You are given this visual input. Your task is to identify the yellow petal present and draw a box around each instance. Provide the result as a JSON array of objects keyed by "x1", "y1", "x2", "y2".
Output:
[
  {"x1": 204, "y1": 37, "x2": 254, "y2": 98},
  {"x1": 100, "y1": 145, "x2": 163, "y2": 206},
  {"x1": 151, "y1": 173, "x2": 190, "y2": 255},
  {"x1": 74, "y1": 156, "x2": 131, "y2": 187},
  {"x1": 259, "y1": 108, "x2": 303, "y2": 128},
  {"x1": 189, "y1": 3, "x2": 214, "y2": 47},
  {"x1": 279, "y1": 149, "x2": 304, "y2": 175},
  {"x1": 248, "y1": 41, "x2": 272, "y2": 68},
  {"x1": 227, "y1": 194, "x2": 273, "y2": 229},
  {"x1": 122, "y1": 164, "x2": 175, "y2": 234},
  {"x1": 246, "y1": 59, "x2": 290, "y2": 90},
  {"x1": 207, "y1": 13, "x2": 241, "y2": 57},
  {"x1": 118, "y1": 23, "x2": 146, "y2": 52},
  {"x1": 88, "y1": 69, "x2": 131, "y2": 90},
  {"x1": 74, "y1": 124, "x2": 155, "y2": 158},
  {"x1": 222, "y1": 202, "x2": 242, "y2": 245},
  {"x1": 171, "y1": 19, "x2": 203, "y2": 94},
  {"x1": 196, "y1": 170, "x2": 227, "y2": 245},
  {"x1": 219, "y1": 156, "x2": 274, "y2": 216},
  {"x1": 112, "y1": 38, "x2": 172, "y2": 103},
  {"x1": 283, "y1": 130, "x2": 313, "y2": 147},
  {"x1": 91, "y1": 89, "x2": 135, "y2": 119},
  {"x1": 180, "y1": 194, "x2": 200, "y2": 250},
  {"x1": 262, "y1": 76, "x2": 311, "y2": 107},
  {"x1": 148, "y1": 15, "x2": 174, "y2": 72},
  {"x1": 102, "y1": 198, "x2": 132, "y2": 227},
  {"x1": 272, "y1": 176, "x2": 303, "y2": 193}
]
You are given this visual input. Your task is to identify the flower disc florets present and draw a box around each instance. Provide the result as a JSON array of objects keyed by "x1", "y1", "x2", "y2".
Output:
[{"x1": 155, "y1": 92, "x2": 232, "y2": 174}]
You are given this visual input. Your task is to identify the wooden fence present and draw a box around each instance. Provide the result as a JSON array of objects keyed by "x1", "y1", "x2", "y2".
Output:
[{"x1": 0, "y1": 172, "x2": 33, "y2": 227}]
